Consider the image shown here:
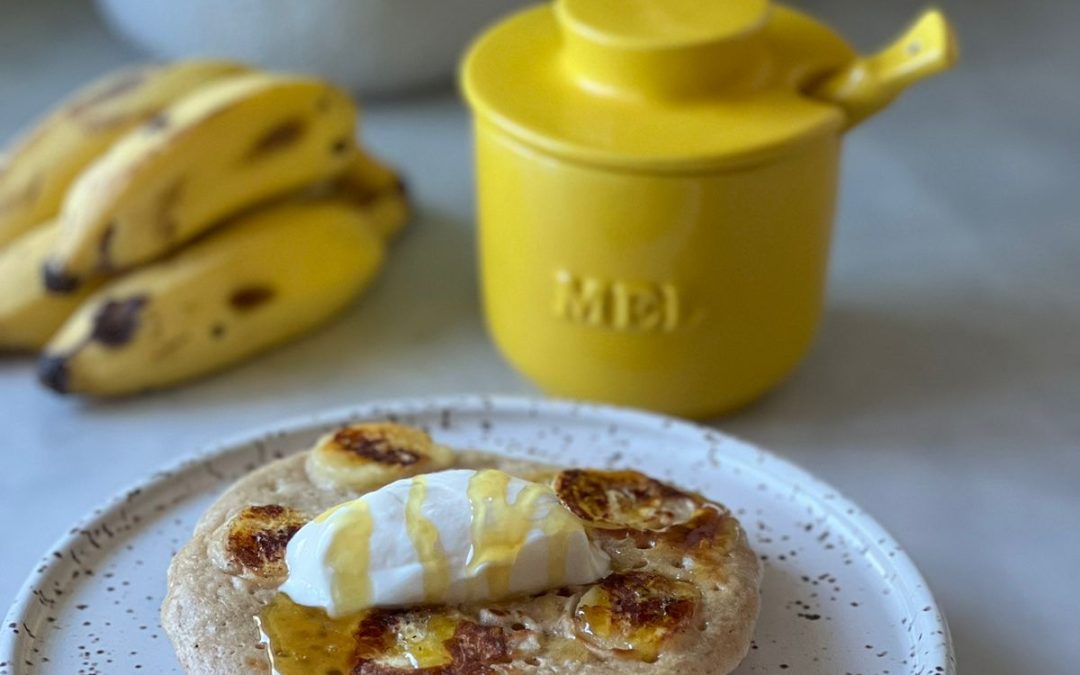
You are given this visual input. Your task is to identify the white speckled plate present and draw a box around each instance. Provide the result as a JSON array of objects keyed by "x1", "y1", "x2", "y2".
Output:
[{"x1": 2, "y1": 396, "x2": 953, "y2": 675}]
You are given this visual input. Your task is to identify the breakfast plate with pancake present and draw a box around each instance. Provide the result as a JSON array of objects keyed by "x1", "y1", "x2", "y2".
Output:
[{"x1": 1, "y1": 396, "x2": 954, "y2": 674}]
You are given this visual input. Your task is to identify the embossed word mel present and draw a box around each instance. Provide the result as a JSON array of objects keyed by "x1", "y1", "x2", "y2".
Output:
[{"x1": 553, "y1": 270, "x2": 682, "y2": 332}]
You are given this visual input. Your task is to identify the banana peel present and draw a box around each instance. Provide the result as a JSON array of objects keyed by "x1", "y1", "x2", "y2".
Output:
[
  {"x1": 0, "y1": 60, "x2": 246, "y2": 248},
  {"x1": 0, "y1": 60, "x2": 412, "y2": 396},
  {"x1": 0, "y1": 152, "x2": 407, "y2": 362},
  {"x1": 39, "y1": 199, "x2": 385, "y2": 396},
  {"x1": 45, "y1": 73, "x2": 360, "y2": 291}
]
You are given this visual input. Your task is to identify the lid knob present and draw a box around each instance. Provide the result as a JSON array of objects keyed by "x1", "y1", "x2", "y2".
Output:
[{"x1": 556, "y1": 0, "x2": 772, "y2": 98}]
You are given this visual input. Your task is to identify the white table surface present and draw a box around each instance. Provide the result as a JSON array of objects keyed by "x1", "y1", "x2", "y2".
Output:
[{"x1": 1, "y1": 1, "x2": 1077, "y2": 673}]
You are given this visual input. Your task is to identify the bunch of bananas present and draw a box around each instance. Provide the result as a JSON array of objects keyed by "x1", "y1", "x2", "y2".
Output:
[{"x1": 0, "y1": 60, "x2": 408, "y2": 396}]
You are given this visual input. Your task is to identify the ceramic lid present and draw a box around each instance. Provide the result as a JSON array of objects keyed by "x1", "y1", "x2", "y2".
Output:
[
  {"x1": 462, "y1": 0, "x2": 859, "y2": 171},
  {"x1": 559, "y1": 0, "x2": 770, "y2": 47}
]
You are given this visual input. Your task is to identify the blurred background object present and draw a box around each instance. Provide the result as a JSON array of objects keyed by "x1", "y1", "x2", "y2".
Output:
[
  {"x1": 463, "y1": 0, "x2": 956, "y2": 418},
  {"x1": 93, "y1": 0, "x2": 532, "y2": 95},
  {"x1": 0, "y1": 63, "x2": 409, "y2": 395}
]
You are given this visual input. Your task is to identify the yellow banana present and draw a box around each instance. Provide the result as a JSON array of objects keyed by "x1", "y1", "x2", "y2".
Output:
[
  {"x1": 0, "y1": 156, "x2": 404, "y2": 354},
  {"x1": 0, "y1": 221, "x2": 99, "y2": 351},
  {"x1": 39, "y1": 199, "x2": 384, "y2": 396},
  {"x1": 0, "y1": 60, "x2": 246, "y2": 248},
  {"x1": 45, "y1": 73, "x2": 360, "y2": 291}
]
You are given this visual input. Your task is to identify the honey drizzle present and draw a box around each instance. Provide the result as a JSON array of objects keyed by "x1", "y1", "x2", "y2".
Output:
[
  {"x1": 466, "y1": 469, "x2": 577, "y2": 599},
  {"x1": 405, "y1": 475, "x2": 452, "y2": 603},
  {"x1": 259, "y1": 595, "x2": 460, "y2": 674},
  {"x1": 258, "y1": 594, "x2": 360, "y2": 675},
  {"x1": 323, "y1": 499, "x2": 374, "y2": 614}
]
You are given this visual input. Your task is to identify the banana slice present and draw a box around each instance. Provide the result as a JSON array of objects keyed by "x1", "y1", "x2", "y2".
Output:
[
  {"x1": 354, "y1": 609, "x2": 465, "y2": 671},
  {"x1": 654, "y1": 506, "x2": 741, "y2": 569},
  {"x1": 45, "y1": 73, "x2": 359, "y2": 290},
  {"x1": 552, "y1": 469, "x2": 701, "y2": 531},
  {"x1": 0, "y1": 60, "x2": 246, "y2": 248},
  {"x1": 259, "y1": 598, "x2": 513, "y2": 674},
  {"x1": 305, "y1": 422, "x2": 454, "y2": 492},
  {"x1": 211, "y1": 504, "x2": 308, "y2": 584},
  {"x1": 574, "y1": 571, "x2": 699, "y2": 662},
  {"x1": 353, "y1": 609, "x2": 513, "y2": 672},
  {"x1": 0, "y1": 221, "x2": 98, "y2": 351}
]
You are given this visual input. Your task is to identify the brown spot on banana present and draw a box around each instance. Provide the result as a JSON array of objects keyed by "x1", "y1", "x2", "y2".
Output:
[
  {"x1": 359, "y1": 175, "x2": 407, "y2": 207},
  {"x1": 97, "y1": 223, "x2": 116, "y2": 272},
  {"x1": 331, "y1": 137, "x2": 352, "y2": 156},
  {"x1": 245, "y1": 118, "x2": 306, "y2": 161},
  {"x1": 154, "y1": 180, "x2": 185, "y2": 242},
  {"x1": 229, "y1": 285, "x2": 275, "y2": 312},
  {"x1": 144, "y1": 113, "x2": 170, "y2": 132},
  {"x1": 42, "y1": 261, "x2": 82, "y2": 294},
  {"x1": 90, "y1": 296, "x2": 148, "y2": 347}
]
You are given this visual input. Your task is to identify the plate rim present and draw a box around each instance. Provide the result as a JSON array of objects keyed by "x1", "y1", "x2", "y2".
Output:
[{"x1": 1, "y1": 394, "x2": 955, "y2": 673}]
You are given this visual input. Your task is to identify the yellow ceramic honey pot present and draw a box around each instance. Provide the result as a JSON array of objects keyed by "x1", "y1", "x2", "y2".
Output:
[{"x1": 462, "y1": 0, "x2": 957, "y2": 418}]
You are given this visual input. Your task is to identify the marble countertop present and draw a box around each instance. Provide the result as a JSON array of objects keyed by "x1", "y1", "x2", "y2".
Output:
[{"x1": 1, "y1": 1, "x2": 1077, "y2": 673}]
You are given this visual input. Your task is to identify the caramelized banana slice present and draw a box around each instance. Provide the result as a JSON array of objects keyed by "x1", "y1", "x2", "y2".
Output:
[
  {"x1": 260, "y1": 595, "x2": 512, "y2": 675},
  {"x1": 553, "y1": 469, "x2": 700, "y2": 531},
  {"x1": 655, "y1": 505, "x2": 741, "y2": 568},
  {"x1": 212, "y1": 504, "x2": 307, "y2": 583},
  {"x1": 574, "y1": 571, "x2": 698, "y2": 662},
  {"x1": 305, "y1": 422, "x2": 454, "y2": 492},
  {"x1": 355, "y1": 609, "x2": 511, "y2": 673}
]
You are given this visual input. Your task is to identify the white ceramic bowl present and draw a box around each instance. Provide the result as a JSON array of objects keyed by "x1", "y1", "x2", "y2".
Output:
[{"x1": 94, "y1": 0, "x2": 532, "y2": 95}]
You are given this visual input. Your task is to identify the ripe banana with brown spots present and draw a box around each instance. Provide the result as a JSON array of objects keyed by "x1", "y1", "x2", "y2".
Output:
[
  {"x1": 0, "y1": 151, "x2": 404, "y2": 354},
  {"x1": 39, "y1": 199, "x2": 385, "y2": 396},
  {"x1": 0, "y1": 60, "x2": 246, "y2": 248},
  {"x1": 44, "y1": 73, "x2": 360, "y2": 291},
  {"x1": 0, "y1": 221, "x2": 99, "y2": 351}
]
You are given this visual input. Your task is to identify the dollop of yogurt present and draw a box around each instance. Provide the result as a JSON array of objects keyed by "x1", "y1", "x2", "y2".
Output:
[{"x1": 280, "y1": 469, "x2": 611, "y2": 617}]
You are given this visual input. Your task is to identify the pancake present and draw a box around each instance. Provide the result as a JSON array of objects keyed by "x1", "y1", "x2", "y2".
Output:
[{"x1": 162, "y1": 422, "x2": 761, "y2": 674}]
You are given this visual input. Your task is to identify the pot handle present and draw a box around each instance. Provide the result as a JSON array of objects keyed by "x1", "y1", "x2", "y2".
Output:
[{"x1": 811, "y1": 9, "x2": 958, "y2": 129}]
